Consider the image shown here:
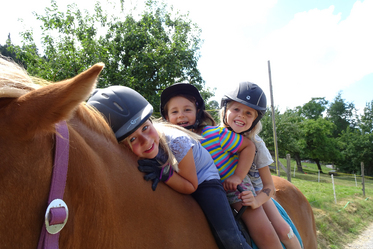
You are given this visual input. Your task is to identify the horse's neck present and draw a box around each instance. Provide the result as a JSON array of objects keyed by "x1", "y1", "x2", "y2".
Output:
[
  {"x1": 0, "y1": 97, "x2": 16, "y2": 107},
  {"x1": 0, "y1": 131, "x2": 54, "y2": 247}
]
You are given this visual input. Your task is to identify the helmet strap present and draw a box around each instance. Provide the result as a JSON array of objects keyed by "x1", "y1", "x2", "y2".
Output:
[
  {"x1": 222, "y1": 102, "x2": 230, "y2": 128},
  {"x1": 183, "y1": 108, "x2": 202, "y2": 131},
  {"x1": 239, "y1": 118, "x2": 258, "y2": 134},
  {"x1": 224, "y1": 102, "x2": 259, "y2": 135}
]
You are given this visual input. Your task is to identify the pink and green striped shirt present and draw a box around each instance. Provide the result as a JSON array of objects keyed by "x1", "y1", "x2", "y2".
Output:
[{"x1": 201, "y1": 126, "x2": 243, "y2": 182}]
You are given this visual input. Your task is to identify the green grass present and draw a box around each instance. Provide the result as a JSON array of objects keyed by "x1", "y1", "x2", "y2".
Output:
[{"x1": 271, "y1": 159, "x2": 373, "y2": 249}]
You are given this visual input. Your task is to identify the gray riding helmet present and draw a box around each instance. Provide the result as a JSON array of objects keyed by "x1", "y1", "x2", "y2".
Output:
[
  {"x1": 221, "y1": 82, "x2": 267, "y2": 132},
  {"x1": 87, "y1": 85, "x2": 153, "y2": 141}
]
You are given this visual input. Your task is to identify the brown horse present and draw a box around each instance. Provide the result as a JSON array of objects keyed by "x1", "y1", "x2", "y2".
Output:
[{"x1": 0, "y1": 57, "x2": 317, "y2": 248}]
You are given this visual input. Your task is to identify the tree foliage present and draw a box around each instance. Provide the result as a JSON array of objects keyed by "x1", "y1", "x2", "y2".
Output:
[
  {"x1": 300, "y1": 118, "x2": 340, "y2": 173},
  {"x1": 261, "y1": 108, "x2": 305, "y2": 172},
  {"x1": 359, "y1": 100, "x2": 373, "y2": 134},
  {"x1": 337, "y1": 128, "x2": 373, "y2": 176},
  {"x1": 327, "y1": 92, "x2": 356, "y2": 137},
  {"x1": 6, "y1": 0, "x2": 211, "y2": 113},
  {"x1": 298, "y1": 97, "x2": 328, "y2": 120}
]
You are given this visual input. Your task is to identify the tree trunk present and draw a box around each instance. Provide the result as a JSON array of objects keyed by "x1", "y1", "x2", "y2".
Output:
[
  {"x1": 314, "y1": 159, "x2": 324, "y2": 173},
  {"x1": 294, "y1": 153, "x2": 304, "y2": 173}
]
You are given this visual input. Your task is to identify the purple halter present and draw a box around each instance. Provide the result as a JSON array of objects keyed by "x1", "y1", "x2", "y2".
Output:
[{"x1": 37, "y1": 121, "x2": 69, "y2": 249}]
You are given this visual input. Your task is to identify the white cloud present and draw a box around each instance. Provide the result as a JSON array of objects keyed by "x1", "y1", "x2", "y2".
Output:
[{"x1": 242, "y1": 0, "x2": 373, "y2": 111}]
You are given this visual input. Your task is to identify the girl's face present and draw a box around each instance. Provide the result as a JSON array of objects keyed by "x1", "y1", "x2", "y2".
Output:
[
  {"x1": 226, "y1": 101, "x2": 257, "y2": 133},
  {"x1": 127, "y1": 120, "x2": 159, "y2": 159},
  {"x1": 166, "y1": 96, "x2": 197, "y2": 128}
]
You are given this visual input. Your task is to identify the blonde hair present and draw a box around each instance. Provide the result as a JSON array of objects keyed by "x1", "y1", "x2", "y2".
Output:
[
  {"x1": 122, "y1": 118, "x2": 202, "y2": 173},
  {"x1": 220, "y1": 101, "x2": 262, "y2": 141}
]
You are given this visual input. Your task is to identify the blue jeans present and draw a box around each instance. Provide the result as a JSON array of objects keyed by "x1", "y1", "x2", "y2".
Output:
[{"x1": 191, "y1": 179, "x2": 252, "y2": 249}]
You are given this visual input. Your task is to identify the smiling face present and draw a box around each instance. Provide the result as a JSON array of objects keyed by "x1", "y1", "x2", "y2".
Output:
[
  {"x1": 165, "y1": 96, "x2": 197, "y2": 128},
  {"x1": 225, "y1": 101, "x2": 258, "y2": 133},
  {"x1": 126, "y1": 120, "x2": 159, "y2": 159}
]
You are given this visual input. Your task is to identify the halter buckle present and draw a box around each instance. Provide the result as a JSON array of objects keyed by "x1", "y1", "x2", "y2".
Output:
[{"x1": 44, "y1": 199, "x2": 69, "y2": 234}]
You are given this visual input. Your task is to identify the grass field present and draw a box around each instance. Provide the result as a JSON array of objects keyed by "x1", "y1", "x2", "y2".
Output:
[{"x1": 272, "y1": 159, "x2": 373, "y2": 249}]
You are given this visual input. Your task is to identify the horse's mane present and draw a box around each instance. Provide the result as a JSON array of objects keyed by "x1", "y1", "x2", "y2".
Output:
[
  {"x1": 78, "y1": 104, "x2": 118, "y2": 143},
  {"x1": 0, "y1": 56, "x2": 48, "y2": 97},
  {"x1": 0, "y1": 55, "x2": 117, "y2": 142}
]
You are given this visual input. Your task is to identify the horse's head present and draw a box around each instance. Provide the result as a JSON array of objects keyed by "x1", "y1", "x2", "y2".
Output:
[{"x1": 0, "y1": 57, "x2": 218, "y2": 248}]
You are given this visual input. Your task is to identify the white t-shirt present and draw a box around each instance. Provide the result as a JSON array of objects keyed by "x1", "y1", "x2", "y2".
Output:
[{"x1": 248, "y1": 135, "x2": 274, "y2": 191}]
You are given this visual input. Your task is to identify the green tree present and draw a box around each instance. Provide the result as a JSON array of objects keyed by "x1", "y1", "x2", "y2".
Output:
[
  {"x1": 9, "y1": 0, "x2": 115, "y2": 80},
  {"x1": 260, "y1": 107, "x2": 277, "y2": 154},
  {"x1": 206, "y1": 99, "x2": 220, "y2": 124},
  {"x1": 1, "y1": 34, "x2": 24, "y2": 65},
  {"x1": 337, "y1": 128, "x2": 373, "y2": 175},
  {"x1": 337, "y1": 100, "x2": 373, "y2": 176},
  {"x1": 326, "y1": 92, "x2": 356, "y2": 137},
  {"x1": 8, "y1": 0, "x2": 213, "y2": 111},
  {"x1": 300, "y1": 118, "x2": 340, "y2": 173},
  {"x1": 359, "y1": 100, "x2": 373, "y2": 134},
  {"x1": 298, "y1": 97, "x2": 328, "y2": 120},
  {"x1": 261, "y1": 108, "x2": 306, "y2": 173},
  {"x1": 279, "y1": 109, "x2": 305, "y2": 172}
]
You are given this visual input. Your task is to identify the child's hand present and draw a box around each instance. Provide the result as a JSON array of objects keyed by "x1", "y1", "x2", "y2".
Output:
[
  {"x1": 138, "y1": 159, "x2": 173, "y2": 191},
  {"x1": 223, "y1": 174, "x2": 242, "y2": 191},
  {"x1": 239, "y1": 191, "x2": 261, "y2": 209}
]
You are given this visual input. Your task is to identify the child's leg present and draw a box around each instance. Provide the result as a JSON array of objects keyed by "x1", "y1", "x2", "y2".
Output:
[
  {"x1": 232, "y1": 202, "x2": 282, "y2": 249},
  {"x1": 262, "y1": 199, "x2": 301, "y2": 249},
  {"x1": 192, "y1": 179, "x2": 253, "y2": 249}
]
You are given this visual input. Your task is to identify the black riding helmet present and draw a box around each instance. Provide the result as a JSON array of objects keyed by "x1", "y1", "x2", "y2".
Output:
[
  {"x1": 87, "y1": 86, "x2": 153, "y2": 142},
  {"x1": 221, "y1": 82, "x2": 267, "y2": 133},
  {"x1": 160, "y1": 83, "x2": 205, "y2": 130}
]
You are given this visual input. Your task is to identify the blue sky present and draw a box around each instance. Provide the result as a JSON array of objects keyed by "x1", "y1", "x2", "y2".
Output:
[{"x1": 1, "y1": 0, "x2": 372, "y2": 114}]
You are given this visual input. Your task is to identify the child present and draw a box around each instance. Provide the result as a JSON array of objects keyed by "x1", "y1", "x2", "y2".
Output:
[
  {"x1": 220, "y1": 82, "x2": 301, "y2": 249},
  {"x1": 87, "y1": 85, "x2": 253, "y2": 249},
  {"x1": 160, "y1": 83, "x2": 283, "y2": 249}
]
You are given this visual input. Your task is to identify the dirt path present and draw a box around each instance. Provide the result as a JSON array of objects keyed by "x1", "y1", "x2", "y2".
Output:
[{"x1": 345, "y1": 222, "x2": 373, "y2": 248}]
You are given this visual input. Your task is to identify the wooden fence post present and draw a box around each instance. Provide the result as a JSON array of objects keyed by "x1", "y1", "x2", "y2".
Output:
[
  {"x1": 361, "y1": 162, "x2": 365, "y2": 197},
  {"x1": 286, "y1": 154, "x2": 291, "y2": 182}
]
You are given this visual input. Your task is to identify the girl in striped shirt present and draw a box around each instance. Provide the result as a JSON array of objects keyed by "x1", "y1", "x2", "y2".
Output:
[{"x1": 161, "y1": 83, "x2": 283, "y2": 249}]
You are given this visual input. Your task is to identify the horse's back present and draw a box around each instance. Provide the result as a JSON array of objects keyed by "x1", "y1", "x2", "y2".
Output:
[{"x1": 272, "y1": 176, "x2": 317, "y2": 249}]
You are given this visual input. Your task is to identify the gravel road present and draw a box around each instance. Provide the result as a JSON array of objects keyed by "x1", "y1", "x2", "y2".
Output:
[{"x1": 345, "y1": 222, "x2": 373, "y2": 249}]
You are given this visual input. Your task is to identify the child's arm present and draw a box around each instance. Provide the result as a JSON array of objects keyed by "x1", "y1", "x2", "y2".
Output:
[
  {"x1": 254, "y1": 166, "x2": 276, "y2": 206},
  {"x1": 240, "y1": 166, "x2": 275, "y2": 209},
  {"x1": 223, "y1": 137, "x2": 255, "y2": 191},
  {"x1": 165, "y1": 148, "x2": 198, "y2": 194}
]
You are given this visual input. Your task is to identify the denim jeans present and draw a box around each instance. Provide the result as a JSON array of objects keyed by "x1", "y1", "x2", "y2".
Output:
[{"x1": 191, "y1": 179, "x2": 252, "y2": 249}]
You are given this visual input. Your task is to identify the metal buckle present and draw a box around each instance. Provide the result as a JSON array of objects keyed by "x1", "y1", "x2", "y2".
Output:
[{"x1": 45, "y1": 199, "x2": 69, "y2": 234}]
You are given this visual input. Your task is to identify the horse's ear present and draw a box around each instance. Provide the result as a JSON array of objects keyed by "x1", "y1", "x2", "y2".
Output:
[{"x1": 7, "y1": 63, "x2": 105, "y2": 138}]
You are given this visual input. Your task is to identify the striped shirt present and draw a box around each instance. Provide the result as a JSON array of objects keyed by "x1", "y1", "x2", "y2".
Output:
[{"x1": 201, "y1": 126, "x2": 243, "y2": 182}]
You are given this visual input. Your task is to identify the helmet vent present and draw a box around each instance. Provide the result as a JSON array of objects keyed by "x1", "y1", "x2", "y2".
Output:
[
  {"x1": 101, "y1": 93, "x2": 110, "y2": 99},
  {"x1": 113, "y1": 102, "x2": 124, "y2": 111},
  {"x1": 256, "y1": 92, "x2": 264, "y2": 105}
]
